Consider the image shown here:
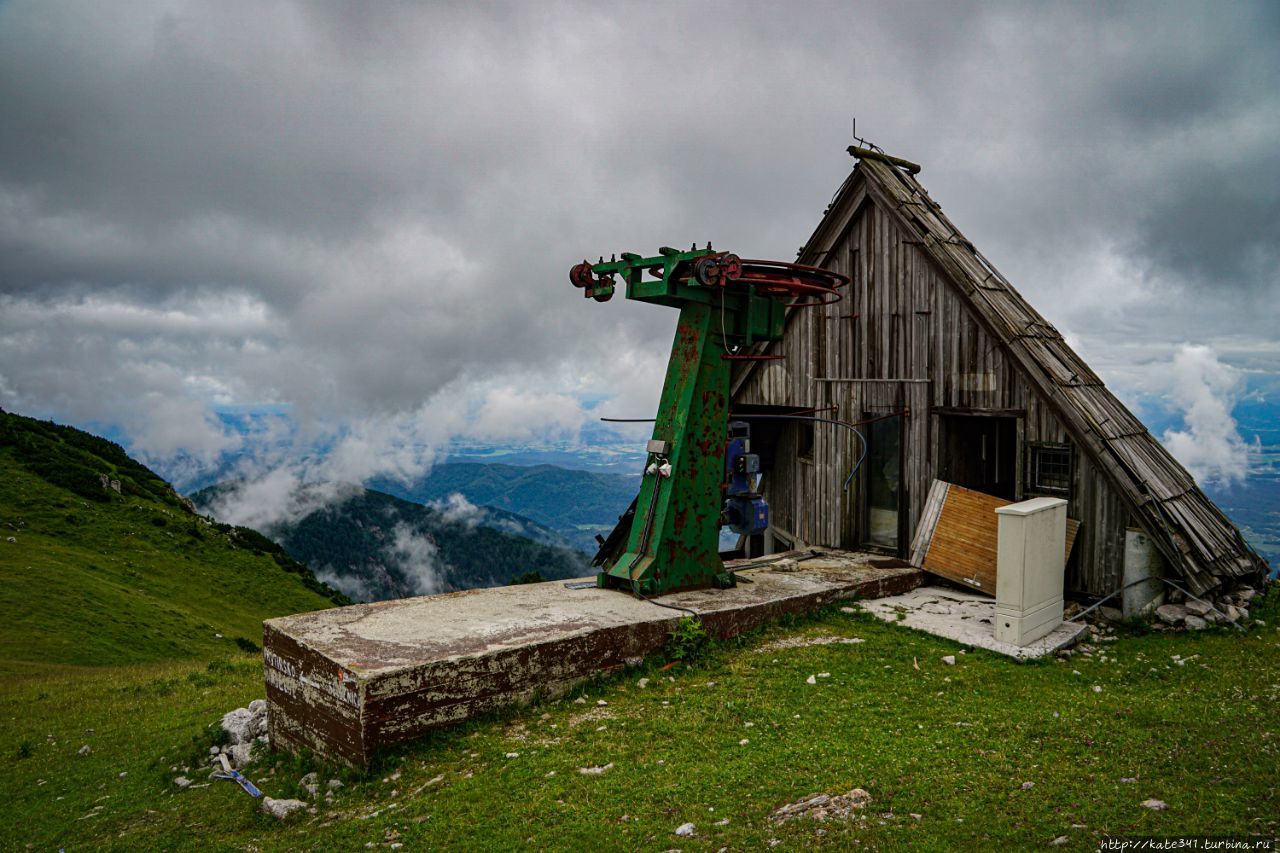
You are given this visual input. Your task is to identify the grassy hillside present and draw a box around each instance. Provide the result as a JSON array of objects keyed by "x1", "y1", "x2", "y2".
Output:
[
  {"x1": 267, "y1": 487, "x2": 588, "y2": 602},
  {"x1": 0, "y1": 410, "x2": 346, "y2": 673},
  {"x1": 3, "y1": 407, "x2": 1274, "y2": 848},
  {"x1": 370, "y1": 462, "x2": 639, "y2": 552},
  {"x1": 2, "y1": 592, "x2": 1276, "y2": 850}
]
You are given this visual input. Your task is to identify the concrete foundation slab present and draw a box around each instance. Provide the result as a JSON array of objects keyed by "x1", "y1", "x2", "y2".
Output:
[
  {"x1": 264, "y1": 549, "x2": 922, "y2": 766},
  {"x1": 858, "y1": 585, "x2": 1088, "y2": 660}
]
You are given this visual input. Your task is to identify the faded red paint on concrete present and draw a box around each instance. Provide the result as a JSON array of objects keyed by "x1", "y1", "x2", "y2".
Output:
[{"x1": 263, "y1": 549, "x2": 922, "y2": 766}]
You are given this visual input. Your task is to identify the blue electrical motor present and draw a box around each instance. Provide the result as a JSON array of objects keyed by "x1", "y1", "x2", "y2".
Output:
[{"x1": 722, "y1": 421, "x2": 769, "y2": 536}]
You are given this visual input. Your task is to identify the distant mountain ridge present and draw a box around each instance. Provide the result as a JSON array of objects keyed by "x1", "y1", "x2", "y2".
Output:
[
  {"x1": 194, "y1": 485, "x2": 590, "y2": 602},
  {"x1": 369, "y1": 462, "x2": 639, "y2": 553}
]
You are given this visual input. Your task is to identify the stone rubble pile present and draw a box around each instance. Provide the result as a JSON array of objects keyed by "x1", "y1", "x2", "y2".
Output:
[
  {"x1": 205, "y1": 698, "x2": 350, "y2": 820},
  {"x1": 1153, "y1": 584, "x2": 1261, "y2": 631},
  {"x1": 217, "y1": 698, "x2": 269, "y2": 769},
  {"x1": 1065, "y1": 583, "x2": 1265, "y2": 633}
]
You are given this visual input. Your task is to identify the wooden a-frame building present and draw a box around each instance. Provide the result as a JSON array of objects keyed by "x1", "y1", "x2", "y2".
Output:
[{"x1": 731, "y1": 149, "x2": 1267, "y2": 597}]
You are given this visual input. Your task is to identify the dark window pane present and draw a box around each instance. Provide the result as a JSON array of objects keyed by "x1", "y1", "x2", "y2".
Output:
[
  {"x1": 1030, "y1": 445, "x2": 1071, "y2": 494},
  {"x1": 797, "y1": 421, "x2": 814, "y2": 460},
  {"x1": 867, "y1": 415, "x2": 901, "y2": 548}
]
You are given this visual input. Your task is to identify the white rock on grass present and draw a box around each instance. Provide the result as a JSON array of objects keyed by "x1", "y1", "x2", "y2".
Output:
[
  {"x1": 261, "y1": 797, "x2": 308, "y2": 820},
  {"x1": 806, "y1": 675, "x2": 817, "y2": 685},
  {"x1": 1184, "y1": 599, "x2": 1212, "y2": 617},
  {"x1": 578, "y1": 763, "x2": 614, "y2": 776},
  {"x1": 1141, "y1": 799, "x2": 1168, "y2": 811},
  {"x1": 227, "y1": 743, "x2": 253, "y2": 768},
  {"x1": 942, "y1": 655, "x2": 956, "y2": 666},
  {"x1": 173, "y1": 776, "x2": 192, "y2": 789},
  {"x1": 220, "y1": 708, "x2": 256, "y2": 745},
  {"x1": 770, "y1": 788, "x2": 871, "y2": 823},
  {"x1": 674, "y1": 822, "x2": 696, "y2": 837}
]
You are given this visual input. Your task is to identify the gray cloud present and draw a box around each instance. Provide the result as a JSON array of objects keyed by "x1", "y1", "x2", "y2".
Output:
[{"x1": 0, "y1": 0, "x2": 1276, "y2": 485}]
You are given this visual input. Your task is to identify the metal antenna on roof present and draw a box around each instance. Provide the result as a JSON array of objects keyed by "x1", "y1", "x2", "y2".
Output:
[{"x1": 850, "y1": 116, "x2": 886, "y2": 155}]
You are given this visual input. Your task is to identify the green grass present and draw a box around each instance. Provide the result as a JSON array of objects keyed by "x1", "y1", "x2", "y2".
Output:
[
  {"x1": 3, "y1": 593, "x2": 1277, "y2": 850},
  {"x1": 0, "y1": 448, "x2": 340, "y2": 673},
  {"x1": 1, "y1": 409, "x2": 1274, "y2": 847}
]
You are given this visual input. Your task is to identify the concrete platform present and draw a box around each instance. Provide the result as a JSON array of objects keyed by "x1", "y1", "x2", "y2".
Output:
[
  {"x1": 263, "y1": 549, "x2": 922, "y2": 766},
  {"x1": 857, "y1": 585, "x2": 1088, "y2": 659}
]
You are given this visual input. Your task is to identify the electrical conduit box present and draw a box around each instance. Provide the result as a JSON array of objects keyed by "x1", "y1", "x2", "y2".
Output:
[{"x1": 994, "y1": 497, "x2": 1068, "y2": 646}]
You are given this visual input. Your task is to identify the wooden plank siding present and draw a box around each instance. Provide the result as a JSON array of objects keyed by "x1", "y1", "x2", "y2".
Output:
[{"x1": 733, "y1": 158, "x2": 1268, "y2": 597}]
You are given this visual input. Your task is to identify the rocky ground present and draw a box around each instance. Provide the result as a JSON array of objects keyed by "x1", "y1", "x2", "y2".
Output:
[
  {"x1": 1063, "y1": 581, "x2": 1264, "y2": 633},
  {"x1": 1150, "y1": 583, "x2": 1262, "y2": 631}
]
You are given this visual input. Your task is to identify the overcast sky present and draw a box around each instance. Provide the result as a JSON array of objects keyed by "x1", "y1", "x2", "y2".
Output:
[{"x1": 1, "y1": 0, "x2": 1276, "y2": 491}]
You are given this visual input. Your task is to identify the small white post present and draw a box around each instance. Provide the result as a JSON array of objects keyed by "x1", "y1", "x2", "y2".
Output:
[
  {"x1": 994, "y1": 497, "x2": 1068, "y2": 646},
  {"x1": 1122, "y1": 528, "x2": 1165, "y2": 618}
]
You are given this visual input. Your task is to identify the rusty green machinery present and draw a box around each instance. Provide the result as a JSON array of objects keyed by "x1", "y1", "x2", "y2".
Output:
[{"x1": 570, "y1": 245, "x2": 845, "y2": 596}]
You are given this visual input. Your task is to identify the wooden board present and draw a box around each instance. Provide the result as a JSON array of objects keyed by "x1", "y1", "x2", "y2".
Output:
[{"x1": 909, "y1": 480, "x2": 1079, "y2": 596}]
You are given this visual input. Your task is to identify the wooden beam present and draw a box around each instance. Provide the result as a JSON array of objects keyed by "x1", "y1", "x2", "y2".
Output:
[
  {"x1": 817, "y1": 377, "x2": 931, "y2": 383},
  {"x1": 848, "y1": 146, "x2": 923, "y2": 175},
  {"x1": 932, "y1": 406, "x2": 1026, "y2": 418}
]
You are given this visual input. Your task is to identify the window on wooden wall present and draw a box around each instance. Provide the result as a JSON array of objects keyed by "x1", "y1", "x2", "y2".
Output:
[
  {"x1": 797, "y1": 421, "x2": 815, "y2": 462},
  {"x1": 1027, "y1": 443, "x2": 1072, "y2": 496}
]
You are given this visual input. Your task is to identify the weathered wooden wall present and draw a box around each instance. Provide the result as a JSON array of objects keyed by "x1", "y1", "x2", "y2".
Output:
[{"x1": 735, "y1": 178, "x2": 1132, "y2": 595}]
